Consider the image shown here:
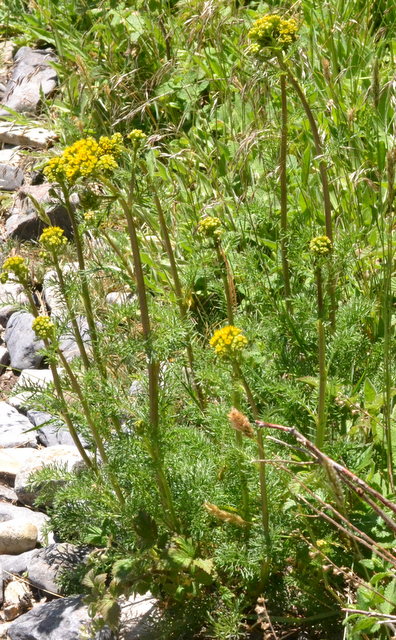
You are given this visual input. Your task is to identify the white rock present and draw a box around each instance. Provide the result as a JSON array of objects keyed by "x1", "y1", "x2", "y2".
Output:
[
  {"x1": 0, "y1": 521, "x2": 37, "y2": 555},
  {"x1": 8, "y1": 368, "x2": 55, "y2": 411},
  {"x1": 0, "y1": 346, "x2": 10, "y2": 367},
  {"x1": 14, "y1": 445, "x2": 89, "y2": 505},
  {"x1": 0, "y1": 402, "x2": 37, "y2": 448},
  {"x1": 0, "y1": 148, "x2": 21, "y2": 165},
  {"x1": 0, "y1": 448, "x2": 41, "y2": 483},
  {"x1": 119, "y1": 592, "x2": 158, "y2": 640},
  {"x1": 106, "y1": 291, "x2": 136, "y2": 305},
  {"x1": 0, "y1": 123, "x2": 57, "y2": 149}
]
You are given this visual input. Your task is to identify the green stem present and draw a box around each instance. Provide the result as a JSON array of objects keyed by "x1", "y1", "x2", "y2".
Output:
[
  {"x1": 60, "y1": 185, "x2": 106, "y2": 378},
  {"x1": 57, "y1": 349, "x2": 125, "y2": 505},
  {"x1": 277, "y1": 57, "x2": 336, "y2": 329},
  {"x1": 232, "y1": 361, "x2": 269, "y2": 539},
  {"x1": 117, "y1": 191, "x2": 179, "y2": 532},
  {"x1": 22, "y1": 287, "x2": 94, "y2": 471},
  {"x1": 315, "y1": 266, "x2": 327, "y2": 449},
  {"x1": 279, "y1": 73, "x2": 292, "y2": 314},
  {"x1": 151, "y1": 184, "x2": 205, "y2": 410},
  {"x1": 52, "y1": 255, "x2": 91, "y2": 370},
  {"x1": 215, "y1": 241, "x2": 236, "y2": 325},
  {"x1": 383, "y1": 150, "x2": 395, "y2": 489},
  {"x1": 231, "y1": 374, "x2": 250, "y2": 523}
]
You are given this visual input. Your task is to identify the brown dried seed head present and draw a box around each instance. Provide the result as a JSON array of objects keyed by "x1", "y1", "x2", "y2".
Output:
[
  {"x1": 204, "y1": 502, "x2": 248, "y2": 527},
  {"x1": 228, "y1": 408, "x2": 254, "y2": 438}
]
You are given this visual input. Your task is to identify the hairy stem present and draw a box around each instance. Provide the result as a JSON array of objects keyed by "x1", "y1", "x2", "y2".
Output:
[{"x1": 279, "y1": 73, "x2": 292, "y2": 314}]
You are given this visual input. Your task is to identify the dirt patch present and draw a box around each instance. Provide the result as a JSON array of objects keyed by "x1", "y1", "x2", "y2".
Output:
[{"x1": 0, "y1": 368, "x2": 18, "y2": 401}]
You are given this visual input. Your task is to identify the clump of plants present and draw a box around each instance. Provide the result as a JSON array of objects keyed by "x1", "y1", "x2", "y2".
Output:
[{"x1": 1, "y1": 0, "x2": 396, "y2": 638}]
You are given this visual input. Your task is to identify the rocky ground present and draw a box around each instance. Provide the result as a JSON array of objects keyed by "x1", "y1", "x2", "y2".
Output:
[{"x1": 0, "y1": 40, "x2": 156, "y2": 640}]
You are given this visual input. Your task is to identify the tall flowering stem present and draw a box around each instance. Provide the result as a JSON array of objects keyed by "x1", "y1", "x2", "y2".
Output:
[
  {"x1": 279, "y1": 73, "x2": 292, "y2": 314},
  {"x1": 210, "y1": 326, "x2": 269, "y2": 538},
  {"x1": 151, "y1": 182, "x2": 205, "y2": 410},
  {"x1": 39, "y1": 226, "x2": 91, "y2": 371},
  {"x1": 310, "y1": 236, "x2": 332, "y2": 448},
  {"x1": 248, "y1": 16, "x2": 336, "y2": 328}
]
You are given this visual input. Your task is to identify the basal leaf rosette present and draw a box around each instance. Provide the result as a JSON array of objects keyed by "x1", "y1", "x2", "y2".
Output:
[
  {"x1": 44, "y1": 133, "x2": 124, "y2": 185},
  {"x1": 209, "y1": 325, "x2": 248, "y2": 360},
  {"x1": 248, "y1": 14, "x2": 298, "y2": 58},
  {"x1": 0, "y1": 256, "x2": 29, "y2": 285}
]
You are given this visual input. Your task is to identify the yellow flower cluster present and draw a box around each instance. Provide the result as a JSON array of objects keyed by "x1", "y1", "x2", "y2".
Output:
[
  {"x1": 32, "y1": 316, "x2": 55, "y2": 340},
  {"x1": 127, "y1": 129, "x2": 147, "y2": 142},
  {"x1": 197, "y1": 216, "x2": 222, "y2": 239},
  {"x1": 39, "y1": 226, "x2": 67, "y2": 252},
  {"x1": 210, "y1": 325, "x2": 248, "y2": 359},
  {"x1": 0, "y1": 256, "x2": 29, "y2": 283},
  {"x1": 44, "y1": 133, "x2": 123, "y2": 184},
  {"x1": 248, "y1": 14, "x2": 298, "y2": 54},
  {"x1": 204, "y1": 502, "x2": 248, "y2": 527},
  {"x1": 309, "y1": 235, "x2": 332, "y2": 257}
]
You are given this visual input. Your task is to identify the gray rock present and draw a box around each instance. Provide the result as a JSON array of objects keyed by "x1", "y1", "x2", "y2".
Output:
[
  {"x1": 60, "y1": 316, "x2": 91, "y2": 362},
  {"x1": 27, "y1": 410, "x2": 77, "y2": 447},
  {"x1": 4, "y1": 312, "x2": 45, "y2": 370},
  {"x1": 0, "y1": 483, "x2": 17, "y2": 503},
  {"x1": 0, "y1": 549, "x2": 39, "y2": 577},
  {"x1": 7, "y1": 595, "x2": 113, "y2": 640},
  {"x1": 43, "y1": 263, "x2": 79, "y2": 319},
  {"x1": 14, "y1": 445, "x2": 88, "y2": 506},
  {"x1": 0, "y1": 122, "x2": 57, "y2": 149},
  {"x1": 0, "y1": 47, "x2": 57, "y2": 117},
  {"x1": 0, "y1": 503, "x2": 51, "y2": 545},
  {"x1": 0, "y1": 164, "x2": 23, "y2": 191},
  {"x1": 0, "y1": 402, "x2": 37, "y2": 448},
  {"x1": 5, "y1": 184, "x2": 73, "y2": 240},
  {"x1": 0, "y1": 281, "x2": 28, "y2": 327},
  {"x1": 26, "y1": 543, "x2": 89, "y2": 594},
  {"x1": 0, "y1": 520, "x2": 37, "y2": 555}
]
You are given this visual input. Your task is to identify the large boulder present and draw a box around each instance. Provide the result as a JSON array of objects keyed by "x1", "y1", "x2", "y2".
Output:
[
  {"x1": 0, "y1": 46, "x2": 57, "y2": 117},
  {"x1": 0, "y1": 503, "x2": 51, "y2": 545},
  {"x1": 7, "y1": 595, "x2": 113, "y2": 640},
  {"x1": 26, "y1": 543, "x2": 89, "y2": 594},
  {"x1": 5, "y1": 184, "x2": 74, "y2": 240},
  {"x1": 14, "y1": 445, "x2": 88, "y2": 506}
]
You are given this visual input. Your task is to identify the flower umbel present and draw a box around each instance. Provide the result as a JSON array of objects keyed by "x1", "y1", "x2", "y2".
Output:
[
  {"x1": 32, "y1": 316, "x2": 56, "y2": 340},
  {"x1": 210, "y1": 325, "x2": 248, "y2": 359},
  {"x1": 197, "y1": 216, "x2": 222, "y2": 239},
  {"x1": 44, "y1": 134, "x2": 124, "y2": 184},
  {"x1": 248, "y1": 14, "x2": 298, "y2": 55},
  {"x1": 309, "y1": 235, "x2": 332, "y2": 257},
  {"x1": 39, "y1": 226, "x2": 67, "y2": 253},
  {"x1": 127, "y1": 129, "x2": 147, "y2": 142},
  {"x1": 1, "y1": 256, "x2": 29, "y2": 283}
]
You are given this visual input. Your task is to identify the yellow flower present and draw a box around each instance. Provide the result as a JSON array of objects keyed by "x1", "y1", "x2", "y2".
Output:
[
  {"x1": 39, "y1": 226, "x2": 67, "y2": 253},
  {"x1": 1, "y1": 256, "x2": 29, "y2": 283},
  {"x1": 127, "y1": 129, "x2": 147, "y2": 142},
  {"x1": 32, "y1": 316, "x2": 55, "y2": 340},
  {"x1": 43, "y1": 134, "x2": 124, "y2": 184},
  {"x1": 309, "y1": 235, "x2": 332, "y2": 257},
  {"x1": 248, "y1": 14, "x2": 298, "y2": 55},
  {"x1": 209, "y1": 325, "x2": 248, "y2": 359},
  {"x1": 197, "y1": 216, "x2": 222, "y2": 239}
]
